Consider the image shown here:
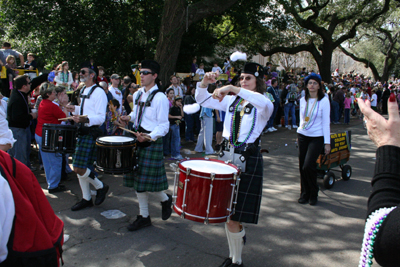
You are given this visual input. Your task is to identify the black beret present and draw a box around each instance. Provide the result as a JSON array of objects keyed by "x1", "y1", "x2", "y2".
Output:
[
  {"x1": 243, "y1": 63, "x2": 264, "y2": 78},
  {"x1": 141, "y1": 60, "x2": 160, "y2": 74}
]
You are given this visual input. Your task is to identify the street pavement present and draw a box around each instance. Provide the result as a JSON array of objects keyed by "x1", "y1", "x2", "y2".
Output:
[{"x1": 33, "y1": 117, "x2": 375, "y2": 267}]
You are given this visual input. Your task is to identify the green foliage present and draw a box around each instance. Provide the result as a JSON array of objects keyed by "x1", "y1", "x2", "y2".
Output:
[{"x1": 1, "y1": 0, "x2": 163, "y2": 76}]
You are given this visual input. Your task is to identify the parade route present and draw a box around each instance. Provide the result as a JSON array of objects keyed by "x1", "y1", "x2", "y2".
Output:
[{"x1": 35, "y1": 119, "x2": 374, "y2": 267}]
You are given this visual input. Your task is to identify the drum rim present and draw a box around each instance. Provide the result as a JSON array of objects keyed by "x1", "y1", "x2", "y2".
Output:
[
  {"x1": 96, "y1": 136, "x2": 137, "y2": 145},
  {"x1": 173, "y1": 205, "x2": 231, "y2": 222},
  {"x1": 178, "y1": 158, "x2": 239, "y2": 179},
  {"x1": 43, "y1": 123, "x2": 78, "y2": 129}
]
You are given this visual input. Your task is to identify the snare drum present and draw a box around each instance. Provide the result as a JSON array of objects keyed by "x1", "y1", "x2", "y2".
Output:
[
  {"x1": 173, "y1": 158, "x2": 240, "y2": 224},
  {"x1": 42, "y1": 124, "x2": 78, "y2": 153},
  {"x1": 96, "y1": 136, "x2": 137, "y2": 174}
]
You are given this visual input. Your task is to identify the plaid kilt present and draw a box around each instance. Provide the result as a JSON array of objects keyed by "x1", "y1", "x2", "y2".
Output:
[
  {"x1": 123, "y1": 138, "x2": 168, "y2": 192},
  {"x1": 72, "y1": 134, "x2": 97, "y2": 169},
  {"x1": 231, "y1": 150, "x2": 263, "y2": 224}
]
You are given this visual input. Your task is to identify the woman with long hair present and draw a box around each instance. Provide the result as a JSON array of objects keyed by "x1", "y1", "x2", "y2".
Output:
[
  {"x1": 54, "y1": 61, "x2": 73, "y2": 90},
  {"x1": 196, "y1": 63, "x2": 273, "y2": 267},
  {"x1": 297, "y1": 73, "x2": 331, "y2": 206}
]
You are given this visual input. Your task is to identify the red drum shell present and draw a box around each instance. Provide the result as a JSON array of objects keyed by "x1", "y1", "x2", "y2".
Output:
[{"x1": 173, "y1": 158, "x2": 240, "y2": 224}]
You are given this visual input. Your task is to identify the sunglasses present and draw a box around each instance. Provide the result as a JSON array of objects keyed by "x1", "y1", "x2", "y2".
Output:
[
  {"x1": 239, "y1": 76, "x2": 253, "y2": 81},
  {"x1": 80, "y1": 70, "x2": 87, "y2": 75},
  {"x1": 140, "y1": 71, "x2": 154, "y2": 75}
]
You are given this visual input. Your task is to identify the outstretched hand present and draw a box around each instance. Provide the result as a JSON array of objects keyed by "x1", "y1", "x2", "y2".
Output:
[
  {"x1": 200, "y1": 72, "x2": 219, "y2": 88},
  {"x1": 358, "y1": 94, "x2": 400, "y2": 148}
]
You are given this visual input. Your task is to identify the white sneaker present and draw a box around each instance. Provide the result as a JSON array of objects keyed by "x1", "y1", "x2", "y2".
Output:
[
  {"x1": 277, "y1": 124, "x2": 282, "y2": 128},
  {"x1": 271, "y1": 127, "x2": 277, "y2": 131},
  {"x1": 292, "y1": 125, "x2": 298, "y2": 129},
  {"x1": 286, "y1": 125, "x2": 291, "y2": 130}
]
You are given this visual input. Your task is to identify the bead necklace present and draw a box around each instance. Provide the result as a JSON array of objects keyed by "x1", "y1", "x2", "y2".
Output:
[
  {"x1": 358, "y1": 206, "x2": 396, "y2": 267},
  {"x1": 229, "y1": 97, "x2": 257, "y2": 148},
  {"x1": 302, "y1": 98, "x2": 319, "y2": 130}
]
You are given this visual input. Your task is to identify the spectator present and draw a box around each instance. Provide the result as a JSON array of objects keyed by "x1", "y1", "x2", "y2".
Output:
[
  {"x1": 168, "y1": 75, "x2": 183, "y2": 97},
  {"x1": 169, "y1": 96, "x2": 184, "y2": 160},
  {"x1": 4, "y1": 55, "x2": 18, "y2": 91},
  {"x1": 34, "y1": 83, "x2": 67, "y2": 193},
  {"x1": 0, "y1": 42, "x2": 24, "y2": 97},
  {"x1": 194, "y1": 106, "x2": 214, "y2": 155},
  {"x1": 264, "y1": 79, "x2": 279, "y2": 133},
  {"x1": 183, "y1": 86, "x2": 196, "y2": 142},
  {"x1": 97, "y1": 66, "x2": 109, "y2": 84},
  {"x1": 105, "y1": 99, "x2": 125, "y2": 136},
  {"x1": 109, "y1": 74, "x2": 123, "y2": 112},
  {"x1": 196, "y1": 63, "x2": 205, "y2": 80},
  {"x1": 7, "y1": 75, "x2": 37, "y2": 168},
  {"x1": 344, "y1": 92, "x2": 351, "y2": 124},
  {"x1": 54, "y1": 61, "x2": 73, "y2": 91},
  {"x1": 211, "y1": 62, "x2": 223, "y2": 74},
  {"x1": 191, "y1": 58, "x2": 198, "y2": 73},
  {"x1": 332, "y1": 85, "x2": 344, "y2": 124},
  {"x1": 163, "y1": 88, "x2": 174, "y2": 156},
  {"x1": 371, "y1": 88, "x2": 378, "y2": 111},
  {"x1": 281, "y1": 83, "x2": 298, "y2": 130}
]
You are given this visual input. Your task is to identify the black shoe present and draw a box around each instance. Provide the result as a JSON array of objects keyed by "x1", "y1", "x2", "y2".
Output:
[
  {"x1": 309, "y1": 197, "x2": 318, "y2": 206},
  {"x1": 127, "y1": 215, "x2": 152, "y2": 231},
  {"x1": 95, "y1": 183, "x2": 109, "y2": 205},
  {"x1": 71, "y1": 199, "x2": 93, "y2": 211},
  {"x1": 230, "y1": 263, "x2": 244, "y2": 267},
  {"x1": 219, "y1": 258, "x2": 232, "y2": 267},
  {"x1": 298, "y1": 197, "x2": 309, "y2": 204},
  {"x1": 48, "y1": 184, "x2": 66, "y2": 194},
  {"x1": 161, "y1": 194, "x2": 173, "y2": 220}
]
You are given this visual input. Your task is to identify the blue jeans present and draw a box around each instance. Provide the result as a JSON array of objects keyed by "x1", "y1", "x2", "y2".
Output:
[
  {"x1": 331, "y1": 101, "x2": 340, "y2": 123},
  {"x1": 35, "y1": 134, "x2": 63, "y2": 189},
  {"x1": 184, "y1": 113, "x2": 194, "y2": 141},
  {"x1": 163, "y1": 129, "x2": 171, "y2": 155},
  {"x1": 344, "y1": 109, "x2": 350, "y2": 124},
  {"x1": 284, "y1": 103, "x2": 296, "y2": 126},
  {"x1": 170, "y1": 124, "x2": 181, "y2": 157},
  {"x1": 9, "y1": 127, "x2": 31, "y2": 167},
  {"x1": 267, "y1": 102, "x2": 279, "y2": 128}
]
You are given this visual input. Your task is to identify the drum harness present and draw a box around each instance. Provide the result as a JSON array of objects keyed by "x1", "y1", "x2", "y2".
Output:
[
  {"x1": 78, "y1": 85, "x2": 103, "y2": 138},
  {"x1": 133, "y1": 89, "x2": 162, "y2": 147},
  {"x1": 218, "y1": 96, "x2": 262, "y2": 172}
]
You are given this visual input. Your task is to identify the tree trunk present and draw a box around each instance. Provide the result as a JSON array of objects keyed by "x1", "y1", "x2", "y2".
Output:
[
  {"x1": 318, "y1": 48, "x2": 334, "y2": 84},
  {"x1": 155, "y1": 0, "x2": 187, "y2": 88}
]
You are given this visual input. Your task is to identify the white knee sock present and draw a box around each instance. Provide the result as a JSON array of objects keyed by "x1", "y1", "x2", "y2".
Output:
[
  {"x1": 152, "y1": 191, "x2": 169, "y2": 202},
  {"x1": 88, "y1": 177, "x2": 103, "y2": 190},
  {"x1": 136, "y1": 192, "x2": 149, "y2": 218},
  {"x1": 225, "y1": 223, "x2": 233, "y2": 258},
  {"x1": 228, "y1": 227, "x2": 245, "y2": 265},
  {"x1": 77, "y1": 171, "x2": 91, "y2": 201}
]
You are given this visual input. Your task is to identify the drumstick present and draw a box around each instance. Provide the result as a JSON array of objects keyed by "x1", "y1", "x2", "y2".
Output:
[
  {"x1": 119, "y1": 127, "x2": 156, "y2": 142},
  {"x1": 58, "y1": 115, "x2": 88, "y2": 121}
]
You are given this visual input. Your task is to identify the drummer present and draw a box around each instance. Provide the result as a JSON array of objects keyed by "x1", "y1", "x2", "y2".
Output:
[
  {"x1": 66, "y1": 67, "x2": 109, "y2": 211},
  {"x1": 120, "y1": 60, "x2": 173, "y2": 231},
  {"x1": 195, "y1": 63, "x2": 273, "y2": 267}
]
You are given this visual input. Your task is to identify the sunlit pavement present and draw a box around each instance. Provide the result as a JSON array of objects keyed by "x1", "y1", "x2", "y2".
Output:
[{"x1": 34, "y1": 117, "x2": 374, "y2": 267}]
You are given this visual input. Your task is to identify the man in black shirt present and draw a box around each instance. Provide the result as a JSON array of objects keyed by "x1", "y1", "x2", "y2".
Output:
[{"x1": 7, "y1": 75, "x2": 37, "y2": 167}]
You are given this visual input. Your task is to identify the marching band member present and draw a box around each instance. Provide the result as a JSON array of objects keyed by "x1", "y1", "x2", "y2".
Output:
[
  {"x1": 120, "y1": 60, "x2": 173, "y2": 231},
  {"x1": 195, "y1": 63, "x2": 273, "y2": 267},
  {"x1": 66, "y1": 67, "x2": 109, "y2": 211},
  {"x1": 297, "y1": 73, "x2": 331, "y2": 206}
]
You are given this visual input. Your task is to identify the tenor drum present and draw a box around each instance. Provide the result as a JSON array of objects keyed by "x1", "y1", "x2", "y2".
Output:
[
  {"x1": 173, "y1": 158, "x2": 240, "y2": 224},
  {"x1": 42, "y1": 124, "x2": 78, "y2": 153},
  {"x1": 96, "y1": 136, "x2": 137, "y2": 174}
]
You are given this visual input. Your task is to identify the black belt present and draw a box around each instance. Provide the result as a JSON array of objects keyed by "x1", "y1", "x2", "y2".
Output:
[{"x1": 221, "y1": 138, "x2": 260, "y2": 154}]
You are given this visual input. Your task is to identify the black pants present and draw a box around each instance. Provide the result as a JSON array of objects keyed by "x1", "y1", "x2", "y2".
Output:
[{"x1": 298, "y1": 134, "x2": 324, "y2": 200}]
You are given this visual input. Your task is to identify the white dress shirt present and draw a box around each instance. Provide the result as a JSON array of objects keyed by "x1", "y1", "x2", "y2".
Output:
[
  {"x1": 195, "y1": 82, "x2": 273, "y2": 144},
  {"x1": 109, "y1": 86, "x2": 123, "y2": 112},
  {"x1": 0, "y1": 173, "x2": 15, "y2": 263},
  {"x1": 72, "y1": 84, "x2": 107, "y2": 127},
  {"x1": 0, "y1": 100, "x2": 16, "y2": 147},
  {"x1": 128, "y1": 85, "x2": 170, "y2": 140}
]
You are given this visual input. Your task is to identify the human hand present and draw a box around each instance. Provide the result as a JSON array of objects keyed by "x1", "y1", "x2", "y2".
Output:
[
  {"x1": 72, "y1": 115, "x2": 88, "y2": 123},
  {"x1": 66, "y1": 105, "x2": 75, "y2": 112},
  {"x1": 30, "y1": 112, "x2": 38, "y2": 119},
  {"x1": 120, "y1": 115, "x2": 131, "y2": 123},
  {"x1": 200, "y1": 72, "x2": 219, "y2": 88},
  {"x1": 324, "y1": 144, "x2": 331, "y2": 155},
  {"x1": 358, "y1": 94, "x2": 400, "y2": 148},
  {"x1": 0, "y1": 144, "x2": 12, "y2": 151},
  {"x1": 212, "y1": 85, "x2": 238, "y2": 102}
]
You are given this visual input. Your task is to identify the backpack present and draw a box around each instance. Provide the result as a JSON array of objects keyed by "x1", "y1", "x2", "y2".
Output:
[
  {"x1": 0, "y1": 151, "x2": 64, "y2": 267},
  {"x1": 286, "y1": 84, "x2": 298, "y2": 102}
]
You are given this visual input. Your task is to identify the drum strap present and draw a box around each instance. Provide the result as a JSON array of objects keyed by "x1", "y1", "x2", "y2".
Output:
[
  {"x1": 79, "y1": 85, "x2": 102, "y2": 115},
  {"x1": 134, "y1": 89, "x2": 161, "y2": 130}
]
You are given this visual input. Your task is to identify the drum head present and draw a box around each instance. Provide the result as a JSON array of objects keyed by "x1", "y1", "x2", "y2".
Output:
[
  {"x1": 181, "y1": 160, "x2": 237, "y2": 174},
  {"x1": 97, "y1": 136, "x2": 136, "y2": 145}
]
